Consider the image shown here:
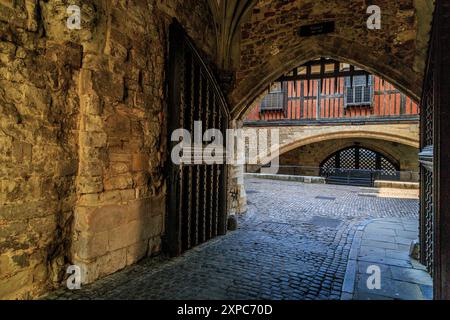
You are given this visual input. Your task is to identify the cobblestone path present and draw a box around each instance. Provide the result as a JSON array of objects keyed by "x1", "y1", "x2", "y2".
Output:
[{"x1": 47, "y1": 178, "x2": 419, "y2": 300}]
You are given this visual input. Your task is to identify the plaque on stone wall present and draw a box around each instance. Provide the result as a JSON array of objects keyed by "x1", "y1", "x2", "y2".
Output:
[{"x1": 298, "y1": 21, "x2": 335, "y2": 37}]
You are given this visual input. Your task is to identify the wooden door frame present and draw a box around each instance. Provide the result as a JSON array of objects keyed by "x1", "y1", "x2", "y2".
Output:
[{"x1": 433, "y1": 0, "x2": 450, "y2": 300}]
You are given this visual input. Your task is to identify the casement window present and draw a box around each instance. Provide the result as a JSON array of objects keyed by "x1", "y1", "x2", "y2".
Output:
[
  {"x1": 345, "y1": 75, "x2": 373, "y2": 107},
  {"x1": 260, "y1": 82, "x2": 287, "y2": 112}
]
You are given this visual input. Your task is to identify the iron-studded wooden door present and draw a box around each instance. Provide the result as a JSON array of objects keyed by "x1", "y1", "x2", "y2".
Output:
[{"x1": 165, "y1": 21, "x2": 229, "y2": 257}]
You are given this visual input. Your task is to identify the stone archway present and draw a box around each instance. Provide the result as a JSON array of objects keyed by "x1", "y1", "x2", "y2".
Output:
[
  {"x1": 229, "y1": 0, "x2": 434, "y2": 120},
  {"x1": 0, "y1": 0, "x2": 442, "y2": 301},
  {"x1": 242, "y1": 124, "x2": 419, "y2": 168},
  {"x1": 279, "y1": 138, "x2": 418, "y2": 174}
]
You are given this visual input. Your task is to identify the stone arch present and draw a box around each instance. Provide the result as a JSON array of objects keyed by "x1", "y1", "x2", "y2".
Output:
[
  {"x1": 280, "y1": 130, "x2": 419, "y2": 156},
  {"x1": 229, "y1": 0, "x2": 434, "y2": 120},
  {"x1": 231, "y1": 45, "x2": 422, "y2": 120},
  {"x1": 253, "y1": 127, "x2": 419, "y2": 167}
]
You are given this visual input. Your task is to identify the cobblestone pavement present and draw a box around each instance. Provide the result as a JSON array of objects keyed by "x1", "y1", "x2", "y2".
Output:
[{"x1": 46, "y1": 178, "x2": 419, "y2": 300}]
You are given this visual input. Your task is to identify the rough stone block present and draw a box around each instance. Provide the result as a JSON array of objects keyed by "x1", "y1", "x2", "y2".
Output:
[
  {"x1": 108, "y1": 220, "x2": 142, "y2": 251},
  {"x1": 105, "y1": 114, "x2": 131, "y2": 136},
  {"x1": 92, "y1": 71, "x2": 124, "y2": 102},
  {"x1": 142, "y1": 214, "x2": 164, "y2": 239},
  {"x1": 77, "y1": 249, "x2": 127, "y2": 284},
  {"x1": 110, "y1": 163, "x2": 130, "y2": 175},
  {"x1": 81, "y1": 115, "x2": 104, "y2": 132},
  {"x1": 12, "y1": 141, "x2": 32, "y2": 164},
  {"x1": 132, "y1": 154, "x2": 149, "y2": 172},
  {"x1": 80, "y1": 132, "x2": 107, "y2": 148},
  {"x1": 0, "y1": 269, "x2": 33, "y2": 300},
  {"x1": 77, "y1": 176, "x2": 103, "y2": 194},
  {"x1": 150, "y1": 194, "x2": 165, "y2": 217},
  {"x1": 126, "y1": 241, "x2": 148, "y2": 266},
  {"x1": 75, "y1": 204, "x2": 128, "y2": 234},
  {"x1": 72, "y1": 231, "x2": 109, "y2": 261},
  {"x1": 104, "y1": 174, "x2": 133, "y2": 191},
  {"x1": 148, "y1": 237, "x2": 162, "y2": 256}
]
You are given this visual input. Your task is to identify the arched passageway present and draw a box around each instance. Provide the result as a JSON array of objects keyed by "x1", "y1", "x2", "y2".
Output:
[
  {"x1": 228, "y1": 0, "x2": 434, "y2": 120},
  {"x1": 2, "y1": 0, "x2": 450, "y2": 302},
  {"x1": 267, "y1": 138, "x2": 420, "y2": 186}
]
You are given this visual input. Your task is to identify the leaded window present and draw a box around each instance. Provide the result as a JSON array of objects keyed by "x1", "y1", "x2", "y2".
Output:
[
  {"x1": 260, "y1": 82, "x2": 287, "y2": 111},
  {"x1": 345, "y1": 75, "x2": 373, "y2": 107}
]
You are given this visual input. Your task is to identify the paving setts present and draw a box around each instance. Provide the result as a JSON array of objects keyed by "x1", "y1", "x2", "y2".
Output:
[
  {"x1": 46, "y1": 178, "x2": 420, "y2": 300},
  {"x1": 348, "y1": 219, "x2": 432, "y2": 300}
]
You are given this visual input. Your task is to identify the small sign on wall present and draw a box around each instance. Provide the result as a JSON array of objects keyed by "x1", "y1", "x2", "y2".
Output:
[{"x1": 298, "y1": 21, "x2": 335, "y2": 37}]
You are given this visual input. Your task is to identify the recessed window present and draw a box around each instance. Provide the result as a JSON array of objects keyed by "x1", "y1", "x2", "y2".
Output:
[
  {"x1": 261, "y1": 82, "x2": 286, "y2": 112},
  {"x1": 345, "y1": 75, "x2": 373, "y2": 107}
]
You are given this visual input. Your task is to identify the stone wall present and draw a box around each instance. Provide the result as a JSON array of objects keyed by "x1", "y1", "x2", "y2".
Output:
[
  {"x1": 0, "y1": 0, "x2": 216, "y2": 299},
  {"x1": 243, "y1": 122, "x2": 420, "y2": 165},
  {"x1": 72, "y1": 0, "x2": 167, "y2": 286},
  {"x1": 0, "y1": 0, "x2": 84, "y2": 299}
]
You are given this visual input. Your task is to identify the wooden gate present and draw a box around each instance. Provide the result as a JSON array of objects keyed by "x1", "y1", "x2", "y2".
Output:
[{"x1": 165, "y1": 21, "x2": 229, "y2": 257}]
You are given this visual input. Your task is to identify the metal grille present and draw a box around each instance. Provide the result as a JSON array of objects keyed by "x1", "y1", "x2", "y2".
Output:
[
  {"x1": 380, "y1": 157, "x2": 397, "y2": 176},
  {"x1": 423, "y1": 169, "x2": 434, "y2": 274},
  {"x1": 320, "y1": 147, "x2": 399, "y2": 172},
  {"x1": 359, "y1": 149, "x2": 377, "y2": 170},
  {"x1": 424, "y1": 74, "x2": 434, "y2": 146},
  {"x1": 322, "y1": 156, "x2": 336, "y2": 169},
  {"x1": 340, "y1": 148, "x2": 356, "y2": 169},
  {"x1": 321, "y1": 156, "x2": 337, "y2": 175},
  {"x1": 320, "y1": 147, "x2": 400, "y2": 187},
  {"x1": 166, "y1": 22, "x2": 229, "y2": 257},
  {"x1": 419, "y1": 32, "x2": 435, "y2": 274}
]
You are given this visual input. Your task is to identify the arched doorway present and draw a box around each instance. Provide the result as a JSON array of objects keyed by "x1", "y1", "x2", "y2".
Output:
[{"x1": 320, "y1": 146, "x2": 400, "y2": 187}]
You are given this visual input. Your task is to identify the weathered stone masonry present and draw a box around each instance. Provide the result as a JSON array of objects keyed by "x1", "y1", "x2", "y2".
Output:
[{"x1": 0, "y1": 0, "x2": 216, "y2": 299}]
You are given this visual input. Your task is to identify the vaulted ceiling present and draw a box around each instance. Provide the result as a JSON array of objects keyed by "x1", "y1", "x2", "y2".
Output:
[{"x1": 207, "y1": 0, "x2": 256, "y2": 70}]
